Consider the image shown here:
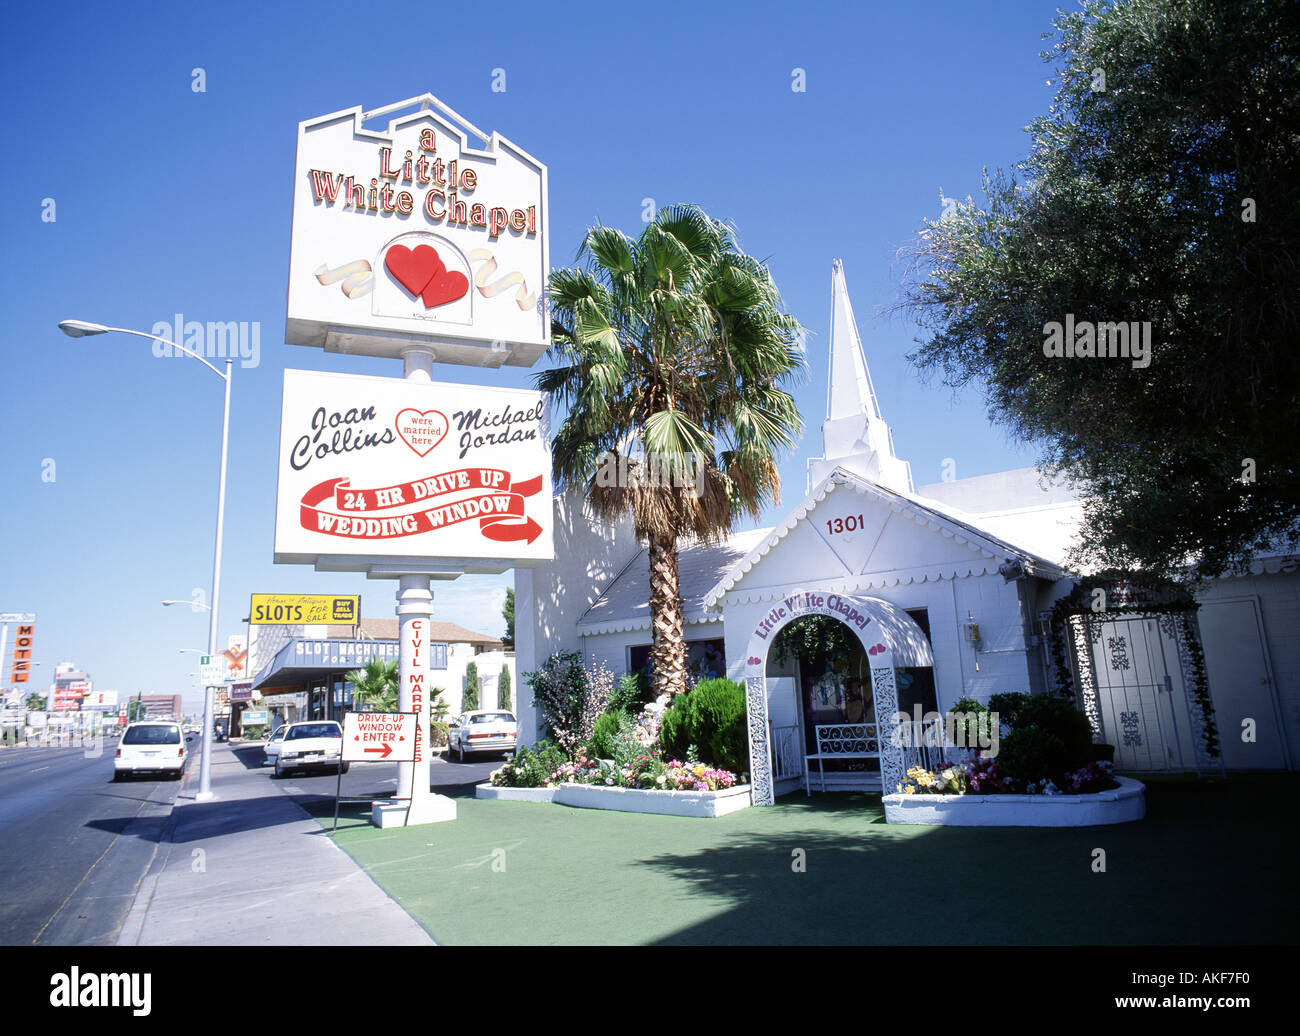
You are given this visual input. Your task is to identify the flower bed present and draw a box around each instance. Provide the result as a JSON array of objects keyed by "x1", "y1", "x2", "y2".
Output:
[
  {"x1": 884, "y1": 776, "x2": 1145, "y2": 827},
  {"x1": 476, "y1": 781, "x2": 752, "y2": 817}
]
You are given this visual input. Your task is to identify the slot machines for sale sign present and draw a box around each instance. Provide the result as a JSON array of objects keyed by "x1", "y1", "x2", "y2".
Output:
[{"x1": 274, "y1": 369, "x2": 553, "y2": 570}]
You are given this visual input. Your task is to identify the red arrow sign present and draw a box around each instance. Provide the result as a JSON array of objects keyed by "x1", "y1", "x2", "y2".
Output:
[{"x1": 363, "y1": 743, "x2": 394, "y2": 759}]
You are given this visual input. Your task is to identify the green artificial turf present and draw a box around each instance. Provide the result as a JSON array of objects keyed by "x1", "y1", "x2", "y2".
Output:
[{"x1": 305, "y1": 774, "x2": 1300, "y2": 945}]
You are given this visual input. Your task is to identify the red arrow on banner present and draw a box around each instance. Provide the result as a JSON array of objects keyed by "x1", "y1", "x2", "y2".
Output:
[
  {"x1": 481, "y1": 516, "x2": 542, "y2": 544},
  {"x1": 363, "y1": 743, "x2": 394, "y2": 759}
]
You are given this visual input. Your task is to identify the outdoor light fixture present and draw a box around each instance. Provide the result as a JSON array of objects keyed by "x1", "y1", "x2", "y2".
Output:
[
  {"x1": 998, "y1": 558, "x2": 1026, "y2": 582},
  {"x1": 965, "y1": 612, "x2": 981, "y2": 646},
  {"x1": 1036, "y1": 611, "x2": 1053, "y2": 638},
  {"x1": 57, "y1": 320, "x2": 109, "y2": 337},
  {"x1": 59, "y1": 317, "x2": 232, "y2": 802}
]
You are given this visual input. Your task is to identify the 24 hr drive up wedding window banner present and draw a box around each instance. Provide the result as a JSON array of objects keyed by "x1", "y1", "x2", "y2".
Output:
[{"x1": 273, "y1": 369, "x2": 554, "y2": 568}]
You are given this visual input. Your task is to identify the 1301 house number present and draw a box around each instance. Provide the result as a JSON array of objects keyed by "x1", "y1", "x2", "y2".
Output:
[{"x1": 826, "y1": 515, "x2": 865, "y2": 535}]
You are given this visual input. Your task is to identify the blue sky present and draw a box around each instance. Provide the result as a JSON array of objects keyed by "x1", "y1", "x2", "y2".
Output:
[{"x1": 0, "y1": 0, "x2": 1066, "y2": 710}]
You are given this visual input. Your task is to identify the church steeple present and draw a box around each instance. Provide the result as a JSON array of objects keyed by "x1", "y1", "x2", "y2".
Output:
[{"x1": 807, "y1": 260, "x2": 913, "y2": 494}]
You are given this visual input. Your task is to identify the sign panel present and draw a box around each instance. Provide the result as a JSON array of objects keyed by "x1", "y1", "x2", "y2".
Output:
[
  {"x1": 286, "y1": 94, "x2": 549, "y2": 367},
  {"x1": 199, "y1": 655, "x2": 225, "y2": 687},
  {"x1": 274, "y1": 368, "x2": 553, "y2": 569},
  {"x1": 241, "y1": 709, "x2": 269, "y2": 726},
  {"x1": 343, "y1": 711, "x2": 418, "y2": 763},
  {"x1": 223, "y1": 635, "x2": 249, "y2": 680},
  {"x1": 229, "y1": 681, "x2": 254, "y2": 702},
  {"x1": 8, "y1": 623, "x2": 34, "y2": 684},
  {"x1": 52, "y1": 679, "x2": 88, "y2": 712},
  {"x1": 250, "y1": 594, "x2": 360, "y2": 625},
  {"x1": 82, "y1": 691, "x2": 119, "y2": 710}
]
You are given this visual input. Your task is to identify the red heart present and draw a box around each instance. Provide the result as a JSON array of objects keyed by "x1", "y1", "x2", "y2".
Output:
[
  {"x1": 420, "y1": 268, "x2": 470, "y2": 308},
  {"x1": 394, "y1": 408, "x2": 449, "y2": 457},
  {"x1": 385, "y1": 244, "x2": 444, "y2": 298}
]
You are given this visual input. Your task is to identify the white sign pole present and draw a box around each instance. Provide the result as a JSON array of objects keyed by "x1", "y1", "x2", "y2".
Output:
[{"x1": 373, "y1": 346, "x2": 457, "y2": 828}]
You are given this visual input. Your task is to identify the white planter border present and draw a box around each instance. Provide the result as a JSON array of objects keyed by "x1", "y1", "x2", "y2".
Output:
[
  {"x1": 882, "y1": 775, "x2": 1145, "y2": 827},
  {"x1": 474, "y1": 785, "x2": 558, "y2": 803},
  {"x1": 475, "y1": 782, "x2": 752, "y2": 817}
]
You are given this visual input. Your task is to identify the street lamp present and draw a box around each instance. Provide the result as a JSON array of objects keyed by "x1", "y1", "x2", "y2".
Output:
[
  {"x1": 60, "y1": 319, "x2": 231, "y2": 801},
  {"x1": 163, "y1": 600, "x2": 212, "y2": 611}
]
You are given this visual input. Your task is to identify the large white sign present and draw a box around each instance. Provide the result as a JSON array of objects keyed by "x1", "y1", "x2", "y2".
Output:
[
  {"x1": 286, "y1": 94, "x2": 549, "y2": 367},
  {"x1": 274, "y1": 369, "x2": 553, "y2": 571},
  {"x1": 343, "y1": 711, "x2": 418, "y2": 763}
]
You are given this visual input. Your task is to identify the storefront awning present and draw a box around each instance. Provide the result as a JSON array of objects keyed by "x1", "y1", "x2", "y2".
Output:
[{"x1": 251, "y1": 637, "x2": 448, "y2": 690}]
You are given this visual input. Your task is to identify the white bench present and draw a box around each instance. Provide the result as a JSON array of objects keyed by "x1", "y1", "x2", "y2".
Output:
[{"x1": 804, "y1": 722, "x2": 879, "y2": 793}]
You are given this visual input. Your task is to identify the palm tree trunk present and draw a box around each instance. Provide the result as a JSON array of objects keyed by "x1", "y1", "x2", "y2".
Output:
[{"x1": 648, "y1": 530, "x2": 688, "y2": 698}]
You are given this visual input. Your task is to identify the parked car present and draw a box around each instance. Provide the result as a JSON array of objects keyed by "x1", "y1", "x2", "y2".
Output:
[
  {"x1": 114, "y1": 721, "x2": 188, "y2": 781},
  {"x1": 447, "y1": 711, "x2": 517, "y2": 761},
  {"x1": 262, "y1": 726, "x2": 287, "y2": 766},
  {"x1": 273, "y1": 721, "x2": 348, "y2": 778}
]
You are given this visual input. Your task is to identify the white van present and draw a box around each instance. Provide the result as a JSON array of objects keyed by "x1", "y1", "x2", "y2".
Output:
[{"x1": 114, "y1": 721, "x2": 188, "y2": 781}]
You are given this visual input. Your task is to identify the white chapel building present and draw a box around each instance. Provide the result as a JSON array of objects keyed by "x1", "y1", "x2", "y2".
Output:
[{"x1": 515, "y1": 262, "x2": 1299, "y2": 795}]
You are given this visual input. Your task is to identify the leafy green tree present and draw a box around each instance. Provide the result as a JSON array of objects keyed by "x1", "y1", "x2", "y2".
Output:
[
  {"x1": 497, "y1": 664, "x2": 512, "y2": 710},
  {"x1": 346, "y1": 657, "x2": 399, "y2": 712},
  {"x1": 901, "y1": 0, "x2": 1300, "y2": 578},
  {"x1": 541, "y1": 205, "x2": 804, "y2": 696},
  {"x1": 502, "y1": 587, "x2": 515, "y2": 649},
  {"x1": 463, "y1": 661, "x2": 480, "y2": 712},
  {"x1": 127, "y1": 698, "x2": 147, "y2": 722},
  {"x1": 24, "y1": 693, "x2": 45, "y2": 711}
]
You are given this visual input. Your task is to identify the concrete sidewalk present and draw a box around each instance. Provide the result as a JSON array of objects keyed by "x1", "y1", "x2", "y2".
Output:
[{"x1": 117, "y1": 740, "x2": 434, "y2": 946}]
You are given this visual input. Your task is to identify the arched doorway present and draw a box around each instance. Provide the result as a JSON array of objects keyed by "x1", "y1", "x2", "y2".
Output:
[{"x1": 742, "y1": 591, "x2": 934, "y2": 807}]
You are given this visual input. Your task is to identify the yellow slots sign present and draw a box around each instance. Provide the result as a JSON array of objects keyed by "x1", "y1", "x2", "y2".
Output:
[{"x1": 250, "y1": 594, "x2": 359, "y2": 626}]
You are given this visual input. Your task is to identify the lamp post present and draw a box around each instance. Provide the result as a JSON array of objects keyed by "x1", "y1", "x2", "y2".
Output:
[{"x1": 59, "y1": 319, "x2": 231, "y2": 801}]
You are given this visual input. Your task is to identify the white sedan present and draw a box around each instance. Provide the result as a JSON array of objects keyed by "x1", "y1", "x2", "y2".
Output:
[
  {"x1": 448, "y1": 711, "x2": 517, "y2": 761},
  {"x1": 273, "y1": 721, "x2": 349, "y2": 778},
  {"x1": 262, "y1": 726, "x2": 287, "y2": 766}
]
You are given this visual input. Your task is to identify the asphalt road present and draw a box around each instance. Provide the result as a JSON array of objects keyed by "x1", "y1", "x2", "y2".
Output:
[
  {"x1": 0, "y1": 739, "x2": 501, "y2": 946},
  {"x1": 0, "y1": 740, "x2": 189, "y2": 945},
  {"x1": 229, "y1": 741, "x2": 503, "y2": 805}
]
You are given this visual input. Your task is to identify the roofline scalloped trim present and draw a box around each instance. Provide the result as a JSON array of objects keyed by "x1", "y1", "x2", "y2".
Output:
[
  {"x1": 576, "y1": 611, "x2": 723, "y2": 637},
  {"x1": 702, "y1": 470, "x2": 1061, "y2": 610}
]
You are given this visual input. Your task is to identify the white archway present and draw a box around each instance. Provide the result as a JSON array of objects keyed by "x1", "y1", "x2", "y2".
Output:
[{"x1": 741, "y1": 591, "x2": 934, "y2": 807}]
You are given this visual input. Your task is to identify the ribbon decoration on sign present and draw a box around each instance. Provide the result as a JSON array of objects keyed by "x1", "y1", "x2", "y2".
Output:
[
  {"x1": 300, "y1": 471, "x2": 543, "y2": 544},
  {"x1": 468, "y1": 248, "x2": 537, "y2": 311},
  {"x1": 314, "y1": 260, "x2": 374, "y2": 298}
]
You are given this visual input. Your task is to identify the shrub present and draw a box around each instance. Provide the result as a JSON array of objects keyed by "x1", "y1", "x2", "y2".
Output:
[
  {"x1": 988, "y1": 692, "x2": 1032, "y2": 728},
  {"x1": 591, "y1": 708, "x2": 629, "y2": 759},
  {"x1": 1015, "y1": 695, "x2": 1094, "y2": 770},
  {"x1": 659, "y1": 677, "x2": 748, "y2": 774},
  {"x1": 490, "y1": 739, "x2": 567, "y2": 787},
  {"x1": 242, "y1": 725, "x2": 267, "y2": 741},
  {"x1": 525, "y1": 652, "x2": 613, "y2": 755},
  {"x1": 998, "y1": 726, "x2": 1067, "y2": 785},
  {"x1": 463, "y1": 661, "x2": 480, "y2": 712},
  {"x1": 607, "y1": 670, "x2": 654, "y2": 714},
  {"x1": 429, "y1": 720, "x2": 449, "y2": 748},
  {"x1": 497, "y1": 665, "x2": 512, "y2": 710},
  {"x1": 945, "y1": 697, "x2": 994, "y2": 750}
]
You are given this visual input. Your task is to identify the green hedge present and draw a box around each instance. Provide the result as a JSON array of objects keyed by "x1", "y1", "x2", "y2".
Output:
[{"x1": 659, "y1": 678, "x2": 748, "y2": 774}]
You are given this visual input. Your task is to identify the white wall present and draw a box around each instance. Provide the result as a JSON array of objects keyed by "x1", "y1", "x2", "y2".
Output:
[
  {"x1": 438, "y1": 647, "x2": 516, "y2": 719},
  {"x1": 514, "y1": 490, "x2": 641, "y2": 743}
]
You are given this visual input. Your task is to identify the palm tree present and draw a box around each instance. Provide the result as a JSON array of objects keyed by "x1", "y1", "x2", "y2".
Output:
[
  {"x1": 346, "y1": 657, "x2": 399, "y2": 712},
  {"x1": 540, "y1": 205, "x2": 804, "y2": 698}
]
